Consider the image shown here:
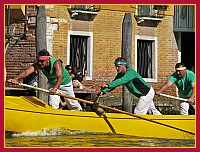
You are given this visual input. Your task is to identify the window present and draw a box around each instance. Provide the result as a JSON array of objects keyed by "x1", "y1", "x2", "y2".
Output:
[
  {"x1": 136, "y1": 5, "x2": 166, "y2": 18},
  {"x1": 137, "y1": 5, "x2": 157, "y2": 17},
  {"x1": 68, "y1": 5, "x2": 100, "y2": 21},
  {"x1": 69, "y1": 5, "x2": 99, "y2": 12},
  {"x1": 67, "y1": 30, "x2": 93, "y2": 80},
  {"x1": 135, "y1": 35, "x2": 158, "y2": 82}
]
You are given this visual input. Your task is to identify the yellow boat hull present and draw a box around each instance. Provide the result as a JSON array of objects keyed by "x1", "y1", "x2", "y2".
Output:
[{"x1": 5, "y1": 96, "x2": 195, "y2": 139}]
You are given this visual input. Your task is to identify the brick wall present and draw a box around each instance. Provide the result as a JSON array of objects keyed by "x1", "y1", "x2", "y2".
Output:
[
  {"x1": 46, "y1": 5, "x2": 70, "y2": 65},
  {"x1": 152, "y1": 16, "x2": 178, "y2": 94},
  {"x1": 92, "y1": 9, "x2": 124, "y2": 95},
  {"x1": 5, "y1": 5, "x2": 38, "y2": 87}
]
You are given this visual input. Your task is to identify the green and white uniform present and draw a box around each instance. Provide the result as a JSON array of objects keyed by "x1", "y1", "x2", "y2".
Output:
[
  {"x1": 41, "y1": 58, "x2": 71, "y2": 86},
  {"x1": 169, "y1": 69, "x2": 195, "y2": 114},
  {"x1": 42, "y1": 57, "x2": 82, "y2": 110},
  {"x1": 103, "y1": 68, "x2": 151, "y2": 97},
  {"x1": 169, "y1": 69, "x2": 195, "y2": 98},
  {"x1": 103, "y1": 67, "x2": 161, "y2": 115}
]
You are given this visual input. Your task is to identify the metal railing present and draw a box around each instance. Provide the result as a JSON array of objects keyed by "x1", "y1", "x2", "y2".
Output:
[{"x1": 69, "y1": 5, "x2": 100, "y2": 12}]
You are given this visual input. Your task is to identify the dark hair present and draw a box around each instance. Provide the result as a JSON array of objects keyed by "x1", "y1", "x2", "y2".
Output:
[
  {"x1": 115, "y1": 57, "x2": 126, "y2": 62},
  {"x1": 37, "y1": 49, "x2": 50, "y2": 57},
  {"x1": 65, "y1": 65, "x2": 72, "y2": 70},
  {"x1": 175, "y1": 62, "x2": 185, "y2": 68}
]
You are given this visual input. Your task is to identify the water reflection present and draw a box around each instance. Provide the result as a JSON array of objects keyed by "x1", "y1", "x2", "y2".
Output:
[{"x1": 5, "y1": 130, "x2": 195, "y2": 147}]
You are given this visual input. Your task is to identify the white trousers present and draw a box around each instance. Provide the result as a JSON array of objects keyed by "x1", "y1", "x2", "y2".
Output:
[
  {"x1": 48, "y1": 81, "x2": 82, "y2": 111},
  {"x1": 178, "y1": 94, "x2": 190, "y2": 115},
  {"x1": 134, "y1": 87, "x2": 162, "y2": 115},
  {"x1": 179, "y1": 100, "x2": 189, "y2": 115}
]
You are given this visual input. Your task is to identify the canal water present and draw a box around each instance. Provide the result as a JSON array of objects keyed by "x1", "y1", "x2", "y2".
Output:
[{"x1": 5, "y1": 130, "x2": 195, "y2": 148}]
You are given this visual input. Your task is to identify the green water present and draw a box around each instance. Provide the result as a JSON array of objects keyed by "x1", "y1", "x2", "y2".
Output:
[{"x1": 5, "y1": 131, "x2": 195, "y2": 147}]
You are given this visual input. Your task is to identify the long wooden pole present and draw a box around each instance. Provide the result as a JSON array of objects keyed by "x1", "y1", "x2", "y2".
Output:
[
  {"x1": 36, "y1": 6, "x2": 48, "y2": 103},
  {"x1": 160, "y1": 93, "x2": 195, "y2": 109},
  {"x1": 160, "y1": 93, "x2": 187, "y2": 102},
  {"x1": 12, "y1": 82, "x2": 195, "y2": 136},
  {"x1": 122, "y1": 13, "x2": 133, "y2": 113}
]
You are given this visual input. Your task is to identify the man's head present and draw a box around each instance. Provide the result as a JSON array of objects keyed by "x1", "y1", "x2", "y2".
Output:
[
  {"x1": 114, "y1": 57, "x2": 127, "y2": 74},
  {"x1": 175, "y1": 62, "x2": 186, "y2": 78},
  {"x1": 65, "y1": 65, "x2": 72, "y2": 74},
  {"x1": 37, "y1": 49, "x2": 51, "y2": 69}
]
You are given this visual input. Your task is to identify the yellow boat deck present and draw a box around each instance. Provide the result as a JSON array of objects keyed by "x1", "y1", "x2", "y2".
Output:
[{"x1": 5, "y1": 96, "x2": 195, "y2": 140}]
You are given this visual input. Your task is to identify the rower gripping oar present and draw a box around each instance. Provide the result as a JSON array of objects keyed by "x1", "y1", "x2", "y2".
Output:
[
  {"x1": 9, "y1": 82, "x2": 195, "y2": 136},
  {"x1": 160, "y1": 93, "x2": 195, "y2": 109}
]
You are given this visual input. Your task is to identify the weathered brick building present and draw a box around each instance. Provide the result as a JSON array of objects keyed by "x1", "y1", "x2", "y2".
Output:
[{"x1": 5, "y1": 5, "x2": 195, "y2": 112}]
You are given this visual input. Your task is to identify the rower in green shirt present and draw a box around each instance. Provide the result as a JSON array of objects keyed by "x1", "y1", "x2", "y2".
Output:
[
  {"x1": 155, "y1": 62, "x2": 195, "y2": 115},
  {"x1": 9, "y1": 49, "x2": 82, "y2": 111},
  {"x1": 100, "y1": 57, "x2": 161, "y2": 115}
]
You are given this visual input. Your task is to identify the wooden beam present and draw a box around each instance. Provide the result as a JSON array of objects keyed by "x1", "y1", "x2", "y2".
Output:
[
  {"x1": 36, "y1": 6, "x2": 48, "y2": 103},
  {"x1": 122, "y1": 13, "x2": 133, "y2": 113}
]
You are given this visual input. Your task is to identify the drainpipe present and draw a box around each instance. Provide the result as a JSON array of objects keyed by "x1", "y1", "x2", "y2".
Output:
[{"x1": 6, "y1": 5, "x2": 10, "y2": 39}]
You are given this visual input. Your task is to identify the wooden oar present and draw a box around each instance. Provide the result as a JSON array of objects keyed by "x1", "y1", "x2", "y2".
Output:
[
  {"x1": 160, "y1": 93, "x2": 188, "y2": 102},
  {"x1": 160, "y1": 93, "x2": 195, "y2": 109},
  {"x1": 10, "y1": 82, "x2": 195, "y2": 135}
]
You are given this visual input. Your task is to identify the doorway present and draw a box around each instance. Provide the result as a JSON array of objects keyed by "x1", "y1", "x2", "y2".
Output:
[{"x1": 181, "y1": 32, "x2": 195, "y2": 70}]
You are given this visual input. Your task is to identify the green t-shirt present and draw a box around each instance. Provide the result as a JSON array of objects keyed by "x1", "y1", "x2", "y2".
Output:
[
  {"x1": 168, "y1": 69, "x2": 195, "y2": 98},
  {"x1": 41, "y1": 57, "x2": 71, "y2": 85},
  {"x1": 102, "y1": 67, "x2": 151, "y2": 98}
]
